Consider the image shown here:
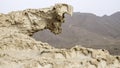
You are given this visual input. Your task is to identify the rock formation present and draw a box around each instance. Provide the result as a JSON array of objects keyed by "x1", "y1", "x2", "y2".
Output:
[
  {"x1": 0, "y1": 4, "x2": 120, "y2": 68},
  {"x1": 0, "y1": 4, "x2": 72, "y2": 36}
]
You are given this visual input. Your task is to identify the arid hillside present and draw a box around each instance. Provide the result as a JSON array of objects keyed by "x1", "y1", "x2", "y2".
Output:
[
  {"x1": 33, "y1": 12, "x2": 120, "y2": 55},
  {"x1": 0, "y1": 4, "x2": 120, "y2": 68}
]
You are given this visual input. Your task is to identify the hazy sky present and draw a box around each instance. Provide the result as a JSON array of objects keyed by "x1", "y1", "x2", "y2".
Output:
[{"x1": 0, "y1": 0, "x2": 120, "y2": 16}]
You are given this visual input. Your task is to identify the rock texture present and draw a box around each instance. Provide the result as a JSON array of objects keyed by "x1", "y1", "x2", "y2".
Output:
[
  {"x1": 0, "y1": 4, "x2": 72, "y2": 36},
  {"x1": 0, "y1": 4, "x2": 120, "y2": 68}
]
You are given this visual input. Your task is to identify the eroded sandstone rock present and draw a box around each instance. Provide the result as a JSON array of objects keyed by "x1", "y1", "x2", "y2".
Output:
[
  {"x1": 0, "y1": 4, "x2": 120, "y2": 68},
  {"x1": 0, "y1": 4, "x2": 72, "y2": 36}
]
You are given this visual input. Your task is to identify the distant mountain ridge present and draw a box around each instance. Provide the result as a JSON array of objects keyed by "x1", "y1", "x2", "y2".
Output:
[{"x1": 33, "y1": 12, "x2": 120, "y2": 55}]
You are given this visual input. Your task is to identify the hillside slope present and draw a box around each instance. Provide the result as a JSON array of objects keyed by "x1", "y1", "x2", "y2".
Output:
[{"x1": 33, "y1": 12, "x2": 120, "y2": 55}]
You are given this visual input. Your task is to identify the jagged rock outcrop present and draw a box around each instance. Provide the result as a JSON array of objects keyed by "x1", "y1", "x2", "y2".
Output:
[
  {"x1": 0, "y1": 4, "x2": 120, "y2": 68},
  {"x1": 0, "y1": 4, "x2": 72, "y2": 36}
]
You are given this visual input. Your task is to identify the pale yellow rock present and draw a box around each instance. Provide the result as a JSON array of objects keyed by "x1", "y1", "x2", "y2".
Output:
[
  {"x1": 0, "y1": 3, "x2": 73, "y2": 36},
  {"x1": 0, "y1": 4, "x2": 120, "y2": 68}
]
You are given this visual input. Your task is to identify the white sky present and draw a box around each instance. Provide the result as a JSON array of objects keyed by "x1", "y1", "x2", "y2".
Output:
[{"x1": 0, "y1": 0, "x2": 120, "y2": 16}]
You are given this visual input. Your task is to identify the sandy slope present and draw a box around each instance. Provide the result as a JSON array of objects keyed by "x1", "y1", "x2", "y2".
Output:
[{"x1": 0, "y1": 32, "x2": 120, "y2": 68}]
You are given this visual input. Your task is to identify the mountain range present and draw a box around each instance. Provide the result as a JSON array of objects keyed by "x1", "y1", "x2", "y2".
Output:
[{"x1": 33, "y1": 12, "x2": 120, "y2": 55}]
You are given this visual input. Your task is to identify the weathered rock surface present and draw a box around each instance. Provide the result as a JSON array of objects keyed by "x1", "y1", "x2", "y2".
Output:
[
  {"x1": 0, "y1": 4, "x2": 120, "y2": 68},
  {"x1": 0, "y1": 3, "x2": 72, "y2": 36}
]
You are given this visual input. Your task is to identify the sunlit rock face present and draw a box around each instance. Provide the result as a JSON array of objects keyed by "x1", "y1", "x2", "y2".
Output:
[
  {"x1": 0, "y1": 3, "x2": 73, "y2": 36},
  {"x1": 0, "y1": 4, "x2": 120, "y2": 68}
]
